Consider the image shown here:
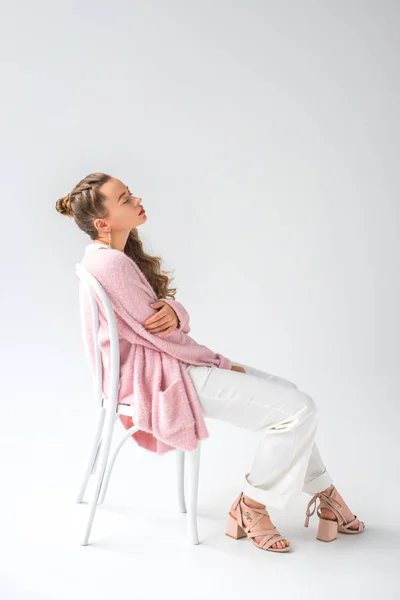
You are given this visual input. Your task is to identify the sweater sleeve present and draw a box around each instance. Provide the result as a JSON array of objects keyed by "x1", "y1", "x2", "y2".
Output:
[
  {"x1": 159, "y1": 297, "x2": 191, "y2": 334},
  {"x1": 83, "y1": 248, "x2": 231, "y2": 370}
]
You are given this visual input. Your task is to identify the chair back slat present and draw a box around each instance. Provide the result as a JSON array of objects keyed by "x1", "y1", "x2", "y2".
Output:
[{"x1": 76, "y1": 263, "x2": 120, "y2": 412}]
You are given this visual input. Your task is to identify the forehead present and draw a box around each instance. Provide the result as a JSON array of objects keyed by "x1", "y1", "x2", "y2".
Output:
[{"x1": 101, "y1": 178, "x2": 127, "y2": 202}]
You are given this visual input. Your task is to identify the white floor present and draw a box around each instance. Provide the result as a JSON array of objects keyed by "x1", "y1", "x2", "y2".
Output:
[{"x1": 2, "y1": 402, "x2": 399, "y2": 600}]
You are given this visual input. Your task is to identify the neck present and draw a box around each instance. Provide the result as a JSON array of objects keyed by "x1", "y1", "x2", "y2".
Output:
[{"x1": 94, "y1": 231, "x2": 130, "y2": 253}]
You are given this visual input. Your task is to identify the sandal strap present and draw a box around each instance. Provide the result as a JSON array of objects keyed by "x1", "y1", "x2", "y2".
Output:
[
  {"x1": 338, "y1": 515, "x2": 362, "y2": 531},
  {"x1": 245, "y1": 522, "x2": 287, "y2": 549},
  {"x1": 304, "y1": 486, "x2": 344, "y2": 527},
  {"x1": 239, "y1": 510, "x2": 265, "y2": 531},
  {"x1": 235, "y1": 493, "x2": 287, "y2": 549},
  {"x1": 260, "y1": 533, "x2": 287, "y2": 550},
  {"x1": 247, "y1": 527, "x2": 279, "y2": 538},
  {"x1": 236, "y1": 493, "x2": 269, "y2": 528}
]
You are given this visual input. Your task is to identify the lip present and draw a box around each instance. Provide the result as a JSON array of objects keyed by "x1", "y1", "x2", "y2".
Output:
[{"x1": 139, "y1": 207, "x2": 145, "y2": 215}]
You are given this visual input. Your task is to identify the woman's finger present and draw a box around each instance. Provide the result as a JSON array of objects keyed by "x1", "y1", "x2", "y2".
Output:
[
  {"x1": 145, "y1": 315, "x2": 171, "y2": 331},
  {"x1": 158, "y1": 326, "x2": 176, "y2": 337}
]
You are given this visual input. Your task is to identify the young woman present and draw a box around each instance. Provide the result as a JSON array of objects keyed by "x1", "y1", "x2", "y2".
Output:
[{"x1": 56, "y1": 172, "x2": 365, "y2": 553}]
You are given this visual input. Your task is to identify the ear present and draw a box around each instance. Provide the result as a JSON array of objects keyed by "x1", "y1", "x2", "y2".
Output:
[{"x1": 93, "y1": 218, "x2": 109, "y2": 233}]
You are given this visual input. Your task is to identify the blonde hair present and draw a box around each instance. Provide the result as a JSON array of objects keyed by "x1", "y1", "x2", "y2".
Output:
[{"x1": 55, "y1": 172, "x2": 177, "y2": 299}]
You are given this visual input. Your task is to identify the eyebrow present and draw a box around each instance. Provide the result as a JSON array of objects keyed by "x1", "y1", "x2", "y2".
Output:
[{"x1": 117, "y1": 186, "x2": 129, "y2": 202}]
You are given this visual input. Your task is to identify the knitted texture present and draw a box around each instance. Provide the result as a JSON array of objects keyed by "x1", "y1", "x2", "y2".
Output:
[{"x1": 79, "y1": 243, "x2": 232, "y2": 454}]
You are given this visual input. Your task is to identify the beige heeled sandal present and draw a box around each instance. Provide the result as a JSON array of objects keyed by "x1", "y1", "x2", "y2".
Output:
[
  {"x1": 304, "y1": 485, "x2": 365, "y2": 542},
  {"x1": 225, "y1": 492, "x2": 291, "y2": 553}
]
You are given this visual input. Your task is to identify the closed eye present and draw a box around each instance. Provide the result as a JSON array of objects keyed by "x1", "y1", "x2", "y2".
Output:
[{"x1": 123, "y1": 190, "x2": 133, "y2": 204}]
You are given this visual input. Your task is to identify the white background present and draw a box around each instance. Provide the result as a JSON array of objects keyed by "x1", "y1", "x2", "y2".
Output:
[{"x1": 1, "y1": 0, "x2": 399, "y2": 598}]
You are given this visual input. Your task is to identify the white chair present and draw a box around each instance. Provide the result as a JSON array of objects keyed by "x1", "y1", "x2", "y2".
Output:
[{"x1": 75, "y1": 262, "x2": 201, "y2": 546}]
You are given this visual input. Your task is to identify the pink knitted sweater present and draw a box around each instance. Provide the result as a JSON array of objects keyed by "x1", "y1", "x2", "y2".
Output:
[{"x1": 79, "y1": 242, "x2": 232, "y2": 454}]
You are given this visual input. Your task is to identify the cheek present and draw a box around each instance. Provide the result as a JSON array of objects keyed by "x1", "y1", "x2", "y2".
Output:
[
  {"x1": 115, "y1": 203, "x2": 139, "y2": 224},
  {"x1": 116, "y1": 206, "x2": 132, "y2": 221}
]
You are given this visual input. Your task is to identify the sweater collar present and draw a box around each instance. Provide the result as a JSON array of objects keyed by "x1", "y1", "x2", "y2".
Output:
[{"x1": 85, "y1": 242, "x2": 110, "y2": 253}]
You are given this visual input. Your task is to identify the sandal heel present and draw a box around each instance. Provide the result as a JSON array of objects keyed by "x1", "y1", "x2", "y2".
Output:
[
  {"x1": 225, "y1": 514, "x2": 247, "y2": 540},
  {"x1": 317, "y1": 517, "x2": 338, "y2": 542}
]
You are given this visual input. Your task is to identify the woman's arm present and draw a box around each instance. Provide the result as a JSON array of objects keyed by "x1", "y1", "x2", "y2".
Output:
[
  {"x1": 82, "y1": 248, "x2": 231, "y2": 370},
  {"x1": 158, "y1": 297, "x2": 190, "y2": 333}
]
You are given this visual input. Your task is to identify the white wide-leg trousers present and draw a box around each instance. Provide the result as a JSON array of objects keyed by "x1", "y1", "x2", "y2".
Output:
[{"x1": 185, "y1": 360, "x2": 333, "y2": 510}]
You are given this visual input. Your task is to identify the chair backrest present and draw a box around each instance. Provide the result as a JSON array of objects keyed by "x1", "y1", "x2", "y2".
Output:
[{"x1": 75, "y1": 262, "x2": 120, "y2": 411}]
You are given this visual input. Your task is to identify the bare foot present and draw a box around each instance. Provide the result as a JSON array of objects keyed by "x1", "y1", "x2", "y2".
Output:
[
  {"x1": 319, "y1": 484, "x2": 360, "y2": 530},
  {"x1": 230, "y1": 494, "x2": 290, "y2": 550}
]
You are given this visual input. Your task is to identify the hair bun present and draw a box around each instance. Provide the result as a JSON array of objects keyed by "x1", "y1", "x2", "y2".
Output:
[{"x1": 56, "y1": 193, "x2": 73, "y2": 217}]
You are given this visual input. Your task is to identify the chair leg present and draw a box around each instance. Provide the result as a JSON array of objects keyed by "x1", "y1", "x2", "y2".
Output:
[
  {"x1": 176, "y1": 450, "x2": 186, "y2": 513},
  {"x1": 76, "y1": 408, "x2": 106, "y2": 504},
  {"x1": 97, "y1": 423, "x2": 140, "y2": 505},
  {"x1": 91, "y1": 437, "x2": 102, "y2": 475},
  {"x1": 80, "y1": 411, "x2": 116, "y2": 546},
  {"x1": 186, "y1": 443, "x2": 201, "y2": 545}
]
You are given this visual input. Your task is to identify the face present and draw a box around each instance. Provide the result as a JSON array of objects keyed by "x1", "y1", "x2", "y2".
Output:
[{"x1": 94, "y1": 177, "x2": 147, "y2": 236}]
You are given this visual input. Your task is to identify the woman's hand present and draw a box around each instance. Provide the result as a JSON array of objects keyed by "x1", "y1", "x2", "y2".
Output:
[
  {"x1": 144, "y1": 301, "x2": 179, "y2": 336},
  {"x1": 231, "y1": 365, "x2": 246, "y2": 373}
]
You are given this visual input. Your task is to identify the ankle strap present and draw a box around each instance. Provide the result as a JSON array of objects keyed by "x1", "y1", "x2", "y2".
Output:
[{"x1": 304, "y1": 486, "x2": 343, "y2": 527}]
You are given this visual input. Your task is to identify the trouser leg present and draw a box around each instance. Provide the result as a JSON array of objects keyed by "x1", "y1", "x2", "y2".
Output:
[{"x1": 185, "y1": 359, "x2": 332, "y2": 509}]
